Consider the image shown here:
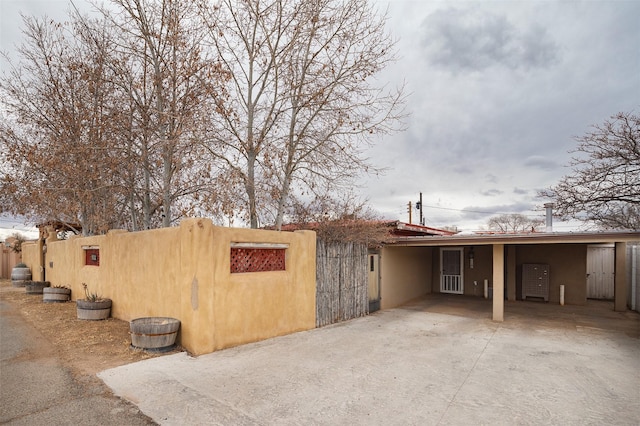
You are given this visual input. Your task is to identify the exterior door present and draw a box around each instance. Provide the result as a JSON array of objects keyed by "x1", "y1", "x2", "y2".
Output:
[
  {"x1": 441, "y1": 248, "x2": 463, "y2": 294},
  {"x1": 587, "y1": 245, "x2": 615, "y2": 299},
  {"x1": 368, "y1": 253, "x2": 381, "y2": 312}
]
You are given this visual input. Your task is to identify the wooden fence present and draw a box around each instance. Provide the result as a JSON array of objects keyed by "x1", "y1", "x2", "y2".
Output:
[
  {"x1": 316, "y1": 239, "x2": 368, "y2": 327},
  {"x1": 628, "y1": 243, "x2": 640, "y2": 312}
]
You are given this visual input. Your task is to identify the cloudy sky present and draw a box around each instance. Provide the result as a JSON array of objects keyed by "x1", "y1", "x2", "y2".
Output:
[
  {"x1": 364, "y1": 0, "x2": 639, "y2": 231},
  {"x1": 1, "y1": 0, "x2": 638, "y2": 236}
]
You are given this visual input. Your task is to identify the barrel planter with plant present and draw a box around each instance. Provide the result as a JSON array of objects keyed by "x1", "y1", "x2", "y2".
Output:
[
  {"x1": 130, "y1": 317, "x2": 180, "y2": 352},
  {"x1": 11, "y1": 263, "x2": 31, "y2": 287},
  {"x1": 77, "y1": 283, "x2": 112, "y2": 320},
  {"x1": 25, "y1": 281, "x2": 50, "y2": 294},
  {"x1": 43, "y1": 286, "x2": 71, "y2": 303}
]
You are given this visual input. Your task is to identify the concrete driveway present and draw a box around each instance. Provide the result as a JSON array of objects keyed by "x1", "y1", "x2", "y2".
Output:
[{"x1": 99, "y1": 297, "x2": 640, "y2": 425}]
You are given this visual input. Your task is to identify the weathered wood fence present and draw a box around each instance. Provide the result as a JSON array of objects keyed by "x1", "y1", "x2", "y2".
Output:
[
  {"x1": 628, "y1": 243, "x2": 640, "y2": 312},
  {"x1": 316, "y1": 239, "x2": 368, "y2": 327}
]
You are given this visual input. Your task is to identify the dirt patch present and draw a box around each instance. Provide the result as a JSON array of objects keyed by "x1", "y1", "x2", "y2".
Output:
[{"x1": 0, "y1": 279, "x2": 181, "y2": 376}]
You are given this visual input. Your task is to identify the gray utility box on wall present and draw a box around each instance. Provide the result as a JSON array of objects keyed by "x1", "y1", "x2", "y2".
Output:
[{"x1": 522, "y1": 264, "x2": 550, "y2": 301}]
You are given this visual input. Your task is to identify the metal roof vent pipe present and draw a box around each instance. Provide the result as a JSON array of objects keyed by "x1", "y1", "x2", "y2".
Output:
[{"x1": 544, "y1": 203, "x2": 555, "y2": 232}]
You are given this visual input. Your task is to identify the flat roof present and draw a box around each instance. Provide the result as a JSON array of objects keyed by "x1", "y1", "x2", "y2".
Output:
[{"x1": 391, "y1": 231, "x2": 640, "y2": 246}]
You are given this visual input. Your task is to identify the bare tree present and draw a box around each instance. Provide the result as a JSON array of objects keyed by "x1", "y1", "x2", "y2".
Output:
[
  {"x1": 539, "y1": 111, "x2": 640, "y2": 230},
  {"x1": 7, "y1": 232, "x2": 27, "y2": 254},
  {"x1": 284, "y1": 192, "x2": 394, "y2": 246},
  {"x1": 0, "y1": 14, "x2": 127, "y2": 235},
  {"x1": 99, "y1": 0, "x2": 229, "y2": 228},
  {"x1": 1, "y1": 2, "x2": 230, "y2": 233},
  {"x1": 486, "y1": 214, "x2": 543, "y2": 233},
  {"x1": 2, "y1": 0, "x2": 403, "y2": 233},
  {"x1": 199, "y1": 0, "x2": 405, "y2": 229}
]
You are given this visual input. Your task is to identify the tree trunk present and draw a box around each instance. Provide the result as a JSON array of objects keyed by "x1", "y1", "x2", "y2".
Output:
[
  {"x1": 246, "y1": 150, "x2": 258, "y2": 229},
  {"x1": 275, "y1": 173, "x2": 292, "y2": 231}
]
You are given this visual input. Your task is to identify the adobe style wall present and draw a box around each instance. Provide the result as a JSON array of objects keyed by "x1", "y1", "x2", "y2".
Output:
[
  {"x1": 380, "y1": 246, "x2": 433, "y2": 310},
  {"x1": 21, "y1": 240, "x2": 42, "y2": 280},
  {"x1": 1, "y1": 241, "x2": 23, "y2": 279},
  {"x1": 21, "y1": 219, "x2": 316, "y2": 356}
]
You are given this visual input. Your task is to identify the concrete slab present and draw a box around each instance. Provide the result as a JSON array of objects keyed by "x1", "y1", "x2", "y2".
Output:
[{"x1": 99, "y1": 298, "x2": 640, "y2": 425}]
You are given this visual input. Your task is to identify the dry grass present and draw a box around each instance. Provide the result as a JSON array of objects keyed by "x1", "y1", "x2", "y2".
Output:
[{"x1": 0, "y1": 279, "x2": 180, "y2": 376}]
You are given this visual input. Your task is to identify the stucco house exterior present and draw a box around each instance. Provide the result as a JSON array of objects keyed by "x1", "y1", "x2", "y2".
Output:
[
  {"x1": 21, "y1": 219, "x2": 317, "y2": 356},
  {"x1": 17, "y1": 215, "x2": 639, "y2": 356},
  {"x1": 370, "y1": 230, "x2": 640, "y2": 321}
]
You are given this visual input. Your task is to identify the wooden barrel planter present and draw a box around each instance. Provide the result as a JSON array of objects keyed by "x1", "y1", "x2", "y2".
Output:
[
  {"x1": 25, "y1": 281, "x2": 50, "y2": 294},
  {"x1": 76, "y1": 299, "x2": 112, "y2": 320},
  {"x1": 130, "y1": 317, "x2": 180, "y2": 352},
  {"x1": 43, "y1": 287, "x2": 71, "y2": 303},
  {"x1": 11, "y1": 264, "x2": 32, "y2": 287}
]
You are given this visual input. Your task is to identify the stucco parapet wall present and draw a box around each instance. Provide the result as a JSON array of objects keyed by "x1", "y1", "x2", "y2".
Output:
[
  {"x1": 392, "y1": 231, "x2": 640, "y2": 246},
  {"x1": 38, "y1": 218, "x2": 316, "y2": 356}
]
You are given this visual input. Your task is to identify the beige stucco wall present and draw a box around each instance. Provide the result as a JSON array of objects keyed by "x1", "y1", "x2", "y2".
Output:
[
  {"x1": 614, "y1": 242, "x2": 627, "y2": 311},
  {"x1": 516, "y1": 243, "x2": 587, "y2": 305},
  {"x1": 427, "y1": 246, "x2": 493, "y2": 297},
  {"x1": 209, "y1": 225, "x2": 317, "y2": 351},
  {"x1": 26, "y1": 219, "x2": 316, "y2": 356},
  {"x1": 424, "y1": 243, "x2": 588, "y2": 305},
  {"x1": 45, "y1": 234, "x2": 105, "y2": 291},
  {"x1": 1, "y1": 241, "x2": 23, "y2": 279},
  {"x1": 380, "y1": 246, "x2": 433, "y2": 309},
  {"x1": 427, "y1": 246, "x2": 495, "y2": 297},
  {"x1": 21, "y1": 240, "x2": 41, "y2": 280},
  {"x1": 462, "y1": 245, "x2": 494, "y2": 297}
]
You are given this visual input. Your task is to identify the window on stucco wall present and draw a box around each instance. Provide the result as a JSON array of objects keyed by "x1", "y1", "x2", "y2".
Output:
[
  {"x1": 230, "y1": 243, "x2": 287, "y2": 273},
  {"x1": 83, "y1": 247, "x2": 100, "y2": 266}
]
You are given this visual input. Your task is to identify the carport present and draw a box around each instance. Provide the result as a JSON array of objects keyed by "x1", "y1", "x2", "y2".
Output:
[{"x1": 376, "y1": 231, "x2": 639, "y2": 321}]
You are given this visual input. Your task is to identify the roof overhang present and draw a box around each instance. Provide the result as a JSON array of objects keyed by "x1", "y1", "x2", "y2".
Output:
[
  {"x1": 391, "y1": 231, "x2": 640, "y2": 247},
  {"x1": 393, "y1": 222, "x2": 455, "y2": 236}
]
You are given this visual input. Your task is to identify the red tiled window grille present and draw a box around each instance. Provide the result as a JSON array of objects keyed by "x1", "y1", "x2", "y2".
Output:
[
  {"x1": 85, "y1": 248, "x2": 100, "y2": 266},
  {"x1": 230, "y1": 247, "x2": 286, "y2": 273}
]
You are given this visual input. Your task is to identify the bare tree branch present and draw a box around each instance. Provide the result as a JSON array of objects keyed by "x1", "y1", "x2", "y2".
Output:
[
  {"x1": 198, "y1": 0, "x2": 406, "y2": 229},
  {"x1": 539, "y1": 111, "x2": 640, "y2": 230}
]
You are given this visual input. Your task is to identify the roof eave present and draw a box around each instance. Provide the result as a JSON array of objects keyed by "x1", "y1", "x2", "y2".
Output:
[{"x1": 391, "y1": 231, "x2": 640, "y2": 246}]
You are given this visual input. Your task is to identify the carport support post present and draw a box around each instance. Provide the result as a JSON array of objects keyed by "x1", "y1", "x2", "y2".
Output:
[
  {"x1": 614, "y1": 242, "x2": 627, "y2": 312},
  {"x1": 492, "y1": 244, "x2": 505, "y2": 322},
  {"x1": 507, "y1": 245, "x2": 516, "y2": 302}
]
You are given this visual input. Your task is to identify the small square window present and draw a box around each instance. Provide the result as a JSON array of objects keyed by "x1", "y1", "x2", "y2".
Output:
[{"x1": 85, "y1": 248, "x2": 100, "y2": 266}]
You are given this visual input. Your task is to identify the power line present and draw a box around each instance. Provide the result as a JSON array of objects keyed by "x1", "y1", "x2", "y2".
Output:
[{"x1": 418, "y1": 204, "x2": 545, "y2": 218}]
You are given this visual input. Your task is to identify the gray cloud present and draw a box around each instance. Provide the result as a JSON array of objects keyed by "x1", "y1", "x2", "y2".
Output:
[
  {"x1": 460, "y1": 201, "x2": 541, "y2": 220},
  {"x1": 524, "y1": 155, "x2": 559, "y2": 171},
  {"x1": 484, "y1": 173, "x2": 498, "y2": 183},
  {"x1": 481, "y1": 188, "x2": 503, "y2": 197},
  {"x1": 452, "y1": 165, "x2": 473, "y2": 175},
  {"x1": 419, "y1": 8, "x2": 558, "y2": 72},
  {"x1": 365, "y1": 1, "x2": 639, "y2": 231}
]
